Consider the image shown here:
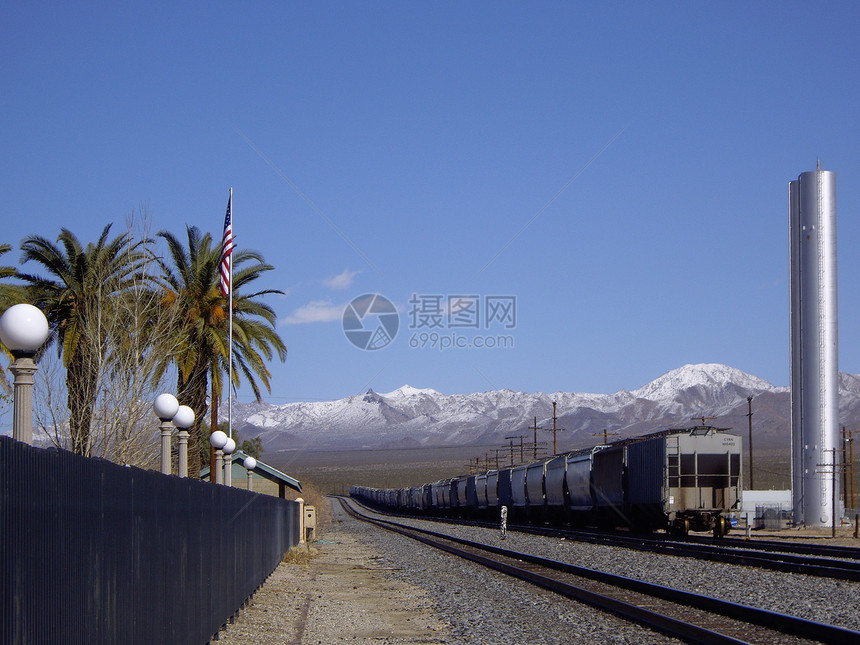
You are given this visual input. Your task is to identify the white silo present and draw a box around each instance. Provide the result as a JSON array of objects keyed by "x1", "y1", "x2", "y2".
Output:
[{"x1": 789, "y1": 165, "x2": 839, "y2": 527}]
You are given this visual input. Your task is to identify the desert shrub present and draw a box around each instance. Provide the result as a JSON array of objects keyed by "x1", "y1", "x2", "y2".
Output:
[
  {"x1": 282, "y1": 545, "x2": 319, "y2": 565},
  {"x1": 283, "y1": 479, "x2": 331, "y2": 536}
]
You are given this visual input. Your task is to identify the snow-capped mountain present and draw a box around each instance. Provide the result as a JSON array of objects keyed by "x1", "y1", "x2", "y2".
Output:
[{"x1": 227, "y1": 363, "x2": 855, "y2": 453}]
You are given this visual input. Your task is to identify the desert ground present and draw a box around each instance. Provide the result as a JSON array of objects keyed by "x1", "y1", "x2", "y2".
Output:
[{"x1": 265, "y1": 444, "x2": 811, "y2": 495}]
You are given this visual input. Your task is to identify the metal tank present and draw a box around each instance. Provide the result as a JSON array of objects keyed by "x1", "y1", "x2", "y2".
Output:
[{"x1": 789, "y1": 166, "x2": 839, "y2": 527}]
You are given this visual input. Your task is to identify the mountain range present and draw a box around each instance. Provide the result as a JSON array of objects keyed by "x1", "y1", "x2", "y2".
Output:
[{"x1": 229, "y1": 363, "x2": 860, "y2": 454}]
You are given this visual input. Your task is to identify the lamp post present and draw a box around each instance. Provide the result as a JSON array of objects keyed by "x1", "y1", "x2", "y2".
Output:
[
  {"x1": 0, "y1": 304, "x2": 50, "y2": 445},
  {"x1": 153, "y1": 393, "x2": 180, "y2": 474},
  {"x1": 210, "y1": 430, "x2": 228, "y2": 484},
  {"x1": 243, "y1": 456, "x2": 257, "y2": 491},
  {"x1": 223, "y1": 437, "x2": 236, "y2": 486},
  {"x1": 173, "y1": 405, "x2": 195, "y2": 477}
]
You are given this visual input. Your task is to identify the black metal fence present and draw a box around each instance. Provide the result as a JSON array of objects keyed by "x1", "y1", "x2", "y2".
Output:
[{"x1": 0, "y1": 436, "x2": 300, "y2": 645}]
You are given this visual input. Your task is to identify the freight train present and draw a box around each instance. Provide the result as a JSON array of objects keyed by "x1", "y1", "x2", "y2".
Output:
[{"x1": 351, "y1": 425, "x2": 742, "y2": 537}]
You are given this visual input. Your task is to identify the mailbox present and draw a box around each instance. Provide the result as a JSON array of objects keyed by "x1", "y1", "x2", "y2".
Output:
[{"x1": 304, "y1": 505, "x2": 316, "y2": 542}]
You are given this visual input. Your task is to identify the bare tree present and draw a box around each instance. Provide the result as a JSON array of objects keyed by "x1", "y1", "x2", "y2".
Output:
[
  {"x1": 32, "y1": 278, "x2": 178, "y2": 468},
  {"x1": 86, "y1": 291, "x2": 179, "y2": 466},
  {"x1": 32, "y1": 349, "x2": 71, "y2": 449},
  {"x1": 32, "y1": 210, "x2": 184, "y2": 469}
]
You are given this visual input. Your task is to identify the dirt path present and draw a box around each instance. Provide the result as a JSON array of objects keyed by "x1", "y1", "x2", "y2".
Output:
[{"x1": 216, "y1": 516, "x2": 449, "y2": 644}]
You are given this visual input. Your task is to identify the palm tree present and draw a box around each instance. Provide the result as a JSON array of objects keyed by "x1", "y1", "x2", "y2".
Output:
[
  {"x1": 0, "y1": 243, "x2": 26, "y2": 310},
  {"x1": 155, "y1": 226, "x2": 286, "y2": 477},
  {"x1": 17, "y1": 225, "x2": 149, "y2": 455}
]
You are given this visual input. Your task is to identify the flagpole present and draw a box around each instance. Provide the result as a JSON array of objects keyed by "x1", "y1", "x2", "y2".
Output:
[{"x1": 228, "y1": 187, "x2": 233, "y2": 442}]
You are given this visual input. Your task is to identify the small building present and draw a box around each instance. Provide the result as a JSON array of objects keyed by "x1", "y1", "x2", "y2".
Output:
[
  {"x1": 200, "y1": 450, "x2": 302, "y2": 498},
  {"x1": 740, "y1": 490, "x2": 792, "y2": 529}
]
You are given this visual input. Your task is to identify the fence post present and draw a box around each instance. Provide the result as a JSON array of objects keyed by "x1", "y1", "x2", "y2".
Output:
[{"x1": 296, "y1": 497, "x2": 306, "y2": 544}]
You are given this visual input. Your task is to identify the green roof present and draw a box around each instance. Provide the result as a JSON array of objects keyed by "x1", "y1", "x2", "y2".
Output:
[{"x1": 199, "y1": 450, "x2": 302, "y2": 493}]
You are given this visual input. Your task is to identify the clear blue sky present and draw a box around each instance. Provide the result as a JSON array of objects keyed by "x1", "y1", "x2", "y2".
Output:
[{"x1": 3, "y1": 3, "x2": 860, "y2": 403}]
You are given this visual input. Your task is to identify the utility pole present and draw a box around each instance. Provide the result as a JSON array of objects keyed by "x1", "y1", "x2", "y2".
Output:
[
  {"x1": 592, "y1": 428, "x2": 619, "y2": 445},
  {"x1": 544, "y1": 401, "x2": 567, "y2": 455},
  {"x1": 843, "y1": 428, "x2": 858, "y2": 511},
  {"x1": 504, "y1": 435, "x2": 518, "y2": 466},
  {"x1": 529, "y1": 417, "x2": 545, "y2": 460},
  {"x1": 747, "y1": 396, "x2": 755, "y2": 490},
  {"x1": 842, "y1": 427, "x2": 848, "y2": 512},
  {"x1": 465, "y1": 456, "x2": 481, "y2": 474},
  {"x1": 851, "y1": 430, "x2": 856, "y2": 511}
]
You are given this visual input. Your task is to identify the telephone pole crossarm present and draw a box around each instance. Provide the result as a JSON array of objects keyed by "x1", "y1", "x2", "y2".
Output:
[
  {"x1": 592, "y1": 428, "x2": 619, "y2": 445},
  {"x1": 540, "y1": 401, "x2": 567, "y2": 455}
]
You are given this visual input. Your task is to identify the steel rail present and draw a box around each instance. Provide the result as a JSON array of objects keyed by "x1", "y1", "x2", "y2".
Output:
[
  {"x1": 521, "y1": 525, "x2": 860, "y2": 582},
  {"x1": 686, "y1": 534, "x2": 860, "y2": 560},
  {"x1": 349, "y1": 498, "x2": 860, "y2": 581},
  {"x1": 338, "y1": 498, "x2": 745, "y2": 645},
  {"x1": 338, "y1": 497, "x2": 860, "y2": 645}
]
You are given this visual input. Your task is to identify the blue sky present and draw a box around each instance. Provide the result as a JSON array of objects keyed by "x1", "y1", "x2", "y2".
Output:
[{"x1": 3, "y1": 3, "x2": 860, "y2": 403}]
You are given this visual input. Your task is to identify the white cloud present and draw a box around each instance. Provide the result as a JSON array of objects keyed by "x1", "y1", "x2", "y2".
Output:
[
  {"x1": 323, "y1": 268, "x2": 361, "y2": 290},
  {"x1": 280, "y1": 300, "x2": 344, "y2": 325}
]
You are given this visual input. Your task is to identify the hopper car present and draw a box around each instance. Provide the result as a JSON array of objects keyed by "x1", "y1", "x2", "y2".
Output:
[{"x1": 351, "y1": 426, "x2": 741, "y2": 537}]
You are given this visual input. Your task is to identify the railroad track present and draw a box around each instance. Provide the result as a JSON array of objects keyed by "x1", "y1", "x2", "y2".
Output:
[
  {"x1": 515, "y1": 525, "x2": 860, "y2": 583},
  {"x1": 348, "y1": 499, "x2": 860, "y2": 582},
  {"x1": 337, "y1": 496, "x2": 860, "y2": 645},
  {"x1": 685, "y1": 533, "x2": 860, "y2": 560}
]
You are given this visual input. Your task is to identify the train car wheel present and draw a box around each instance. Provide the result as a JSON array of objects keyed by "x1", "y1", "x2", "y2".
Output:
[
  {"x1": 672, "y1": 518, "x2": 689, "y2": 536},
  {"x1": 713, "y1": 515, "x2": 729, "y2": 538}
]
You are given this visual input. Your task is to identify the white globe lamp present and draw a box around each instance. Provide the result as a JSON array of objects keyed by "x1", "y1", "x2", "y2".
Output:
[
  {"x1": 0, "y1": 304, "x2": 50, "y2": 353},
  {"x1": 0, "y1": 304, "x2": 50, "y2": 444},
  {"x1": 209, "y1": 430, "x2": 228, "y2": 449},
  {"x1": 173, "y1": 405, "x2": 195, "y2": 479},
  {"x1": 153, "y1": 393, "x2": 179, "y2": 421},
  {"x1": 222, "y1": 436, "x2": 236, "y2": 486},
  {"x1": 154, "y1": 393, "x2": 180, "y2": 475},
  {"x1": 243, "y1": 456, "x2": 257, "y2": 490},
  {"x1": 209, "y1": 430, "x2": 228, "y2": 484},
  {"x1": 173, "y1": 405, "x2": 195, "y2": 429}
]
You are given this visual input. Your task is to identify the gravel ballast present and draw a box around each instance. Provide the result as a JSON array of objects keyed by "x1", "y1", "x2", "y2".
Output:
[
  {"x1": 218, "y1": 498, "x2": 860, "y2": 643},
  {"x1": 355, "y1": 501, "x2": 860, "y2": 634}
]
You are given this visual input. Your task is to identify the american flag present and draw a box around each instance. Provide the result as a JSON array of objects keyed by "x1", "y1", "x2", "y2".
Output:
[{"x1": 219, "y1": 193, "x2": 234, "y2": 297}]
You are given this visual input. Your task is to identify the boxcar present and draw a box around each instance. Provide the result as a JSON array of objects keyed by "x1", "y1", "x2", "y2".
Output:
[
  {"x1": 567, "y1": 447, "x2": 605, "y2": 515},
  {"x1": 544, "y1": 455, "x2": 568, "y2": 518},
  {"x1": 450, "y1": 477, "x2": 466, "y2": 511},
  {"x1": 510, "y1": 465, "x2": 528, "y2": 519},
  {"x1": 475, "y1": 473, "x2": 488, "y2": 511},
  {"x1": 431, "y1": 479, "x2": 451, "y2": 513},
  {"x1": 661, "y1": 428, "x2": 741, "y2": 535},
  {"x1": 486, "y1": 470, "x2": 500, "y2": 507},
  {"x1": 497, "y1": 468, "x2": 513, "y2": 509},
  {"x1": 525, "y1": 460, "x2": 547, "y2": 519},
  {"x1": 465, "y1": 475, "x2": 479, "y2": 511},
  {"x1": 592, "y1": 427, "x2": 741, "y2": 535},
  {"x1": 592, "y1": 445, "x2": 626, "y2": 527}
]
